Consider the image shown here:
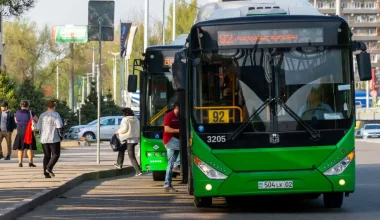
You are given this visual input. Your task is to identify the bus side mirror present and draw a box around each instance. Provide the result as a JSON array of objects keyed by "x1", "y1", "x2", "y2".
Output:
[
  {"x1": 172, "y1": 50, "x2": 187, "y2": 91},
  {"x1": 356, "y1": 52, "x2": 372, "y2": 81},
  {"x1": 127, "y1": 75, "x2": 138, "y2": 92}
]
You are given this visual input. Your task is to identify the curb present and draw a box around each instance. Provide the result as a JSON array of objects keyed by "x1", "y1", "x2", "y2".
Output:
[{"x1": 0, "y1": 167, "x2": 135, "y2": 220}]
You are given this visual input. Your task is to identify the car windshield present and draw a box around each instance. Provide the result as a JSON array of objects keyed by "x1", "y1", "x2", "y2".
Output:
[
  {"x1": 191, "y1": 46, "x2": 353, "y2": 132},
  {"x1": 87, "y1": 120, "x2": 97, "y2": 126},
  {"x1": 365, "y1": 125, "x2": 380, "y2": 130}
]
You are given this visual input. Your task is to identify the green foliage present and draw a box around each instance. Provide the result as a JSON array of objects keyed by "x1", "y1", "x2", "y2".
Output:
[
  {"x1": 0, "y1": 72, "x2": 18, "y2": 112},
  {"x1": 15, "y1": 79, "x2": 46, "y2": 115},
  {"x1": 165, "y1": 0, "x2": 198, "y2": 44},
  {"x1": 0, "y1": 0, "x2": 36, "y2": 17},
  {"x1": 80, "y1": 81, "x2": 121, "y2": 125},
  {"x1": 53, "y1": 99, "x2": 78, "y2": 129}
]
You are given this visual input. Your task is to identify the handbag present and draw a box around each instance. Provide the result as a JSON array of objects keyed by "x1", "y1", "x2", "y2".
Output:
[
  {"x1": 110, "y1": 134, "x2": 122, "y2": 152},
  {"x1": 29, "y1": 111, "x2": 37, "y2": 131}
]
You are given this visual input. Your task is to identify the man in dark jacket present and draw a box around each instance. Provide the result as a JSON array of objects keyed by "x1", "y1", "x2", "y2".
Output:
[{"x1": 0, "y1": 101, "x2": 16, "y2": 160}]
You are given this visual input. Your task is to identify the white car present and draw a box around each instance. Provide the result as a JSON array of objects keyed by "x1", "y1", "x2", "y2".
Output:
[
  {"x1": 74, "y1": 116, "x2": 124, "y2": 141},
  {"x1": 361, "y1": 124, "x2": 380, "y2": 139}
]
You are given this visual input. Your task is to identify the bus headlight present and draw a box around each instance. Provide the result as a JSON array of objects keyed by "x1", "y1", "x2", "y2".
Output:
[
  {"x1": 323, "y1": 151, "x2": 355, "y2": 176},
  {"x1": 194, "y1": 156, "x2": 227, "y2": 180}
]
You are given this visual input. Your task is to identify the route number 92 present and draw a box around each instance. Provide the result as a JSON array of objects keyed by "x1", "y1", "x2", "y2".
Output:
[
  {"x1": 207, "y1": 136, "x2": 226, "y2": 143},
  {"x1": 208, "y1": 110, "x2": 229, "y2": 123}
]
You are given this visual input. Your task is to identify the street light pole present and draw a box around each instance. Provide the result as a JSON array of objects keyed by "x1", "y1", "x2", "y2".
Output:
[
  {"x1": 173, "y1": 0, "x2": 176, "y2": 41},
  {"x1": 144, "y1": 0, "x2": 149, "y2": 51},
  {"x1": 56, "y1": 65, "x2": 59, "y2": 99},
  {"x1": 163, "y1": 0, "x2": 165, "y2": 45},
  {"x1": 108, "y1": 51, "x2": 119, "y2": 104}
]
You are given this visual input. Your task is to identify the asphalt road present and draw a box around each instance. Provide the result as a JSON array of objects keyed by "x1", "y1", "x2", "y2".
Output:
[{"x1": 20, "y1": 140, "x2": 380, "y2": 220}]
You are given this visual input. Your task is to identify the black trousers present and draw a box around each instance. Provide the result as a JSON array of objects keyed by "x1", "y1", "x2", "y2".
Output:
[
  {"x1": 117, "y1": 143, "x2": 142, "y2": 173},
  {"x1": 42, "y1": 142, "x2": 61, "y2": 175}
]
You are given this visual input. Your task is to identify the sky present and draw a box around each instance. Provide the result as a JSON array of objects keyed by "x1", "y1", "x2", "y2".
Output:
[{"x1": 24, "y1": 0, "x2": 211, "y2": 28}]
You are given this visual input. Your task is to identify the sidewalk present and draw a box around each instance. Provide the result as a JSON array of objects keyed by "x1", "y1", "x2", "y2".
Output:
[{"x1": 0, "y1": 142, "x2": 137, "y2": 220}]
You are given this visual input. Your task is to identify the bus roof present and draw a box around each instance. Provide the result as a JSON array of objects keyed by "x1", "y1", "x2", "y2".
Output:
[
  {"x1": 145, "y1": 45, "x2": 184, "y2": 53},
  {"x1": 192, "y1": 14, "x2": 346, "y2": 29},
  {"x1": 196, "y1": 0, "x2": 323, "y2": 23}
]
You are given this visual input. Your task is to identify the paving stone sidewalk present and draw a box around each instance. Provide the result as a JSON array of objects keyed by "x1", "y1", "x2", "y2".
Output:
[{"x1": 0, "y1": 142, "x2": 138, "y2": 219}]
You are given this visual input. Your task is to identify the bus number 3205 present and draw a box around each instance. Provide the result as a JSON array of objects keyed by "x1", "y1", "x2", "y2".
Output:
[{"x1": 207, "y1": 136, "x2": 226, "y2": 143}]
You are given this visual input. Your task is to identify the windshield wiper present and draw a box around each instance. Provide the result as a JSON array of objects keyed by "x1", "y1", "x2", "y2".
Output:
[
  {"x1": 276, "y1": 99, "x2": 321, "y2": 141},
  {"x1": 228, "y1": 98, "x2": 273, "y2": 140}
]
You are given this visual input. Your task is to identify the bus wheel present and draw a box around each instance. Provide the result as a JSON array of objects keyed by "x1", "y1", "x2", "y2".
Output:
[
  {"x1": 194, "y1": 197, "x2": 212, "y2": 208},
  {"x1": 152, "y1": 171, "x2": 166, "y2": 181},
  {"x1": 323, "y1": 192, "x2": 343, "y2": 208}
]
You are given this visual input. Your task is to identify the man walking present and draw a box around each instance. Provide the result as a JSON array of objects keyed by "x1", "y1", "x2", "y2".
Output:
[
  {"x1": 163, "y1": 102, "x2": 181, "y2": 192},
  {"x1": 0, "y1": 101, "x2": 16, "y2": 160},
  {"x1": 37, "y1": 101, "x2": 63, "y2": 178}
]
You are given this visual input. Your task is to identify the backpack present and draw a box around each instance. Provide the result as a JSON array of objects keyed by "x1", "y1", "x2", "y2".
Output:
[{"x1": 110, "y1": 134, "x2": 122, "y2": 152}]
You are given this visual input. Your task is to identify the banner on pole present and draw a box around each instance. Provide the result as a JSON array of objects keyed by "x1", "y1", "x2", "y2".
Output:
[
  {"x1": 126, "y1": 26, "x2": 139, "y2": 59},
  {"x1": 120, "y1": 22, "x2": 132, "y2": 58}
]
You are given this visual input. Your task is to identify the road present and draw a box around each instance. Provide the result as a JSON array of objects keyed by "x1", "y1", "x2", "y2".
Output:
[{"x1": 21, "y1": 140, "x2": 380, "y2": 220}]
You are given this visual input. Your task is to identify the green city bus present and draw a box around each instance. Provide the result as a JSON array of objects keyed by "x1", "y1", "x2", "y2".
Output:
[
  {"x1": 169, "y1": 5, "x2": 372, "y2": 208},
  {"x1": 137, "y1": 44, "x2": 184, "y2": 181}
]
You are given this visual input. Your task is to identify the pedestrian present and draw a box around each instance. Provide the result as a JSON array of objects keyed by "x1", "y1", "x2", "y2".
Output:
[
  {"x1": 37, "y1": 100, "x2": 63, "y2": 178},
  {"x1": 0, "y1": 101, "x2": 16, "y2": 160},
  {"x1": 163, "y1": 102, "x2": 180, "y2": 192},
  {"x1": 13, "y1": 100, "x2": 38, "y2": 167},
  {"x1": 114, "y1": 107, "x2": 142, "y2": 176}
]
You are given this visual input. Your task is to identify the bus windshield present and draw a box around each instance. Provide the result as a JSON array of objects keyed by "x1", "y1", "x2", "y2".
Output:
[
  {"x1": 191, "y1": 46, "x2": 353, "y2": 133},
  {"x1": 145, "y1": 73, "x2": 177, "y2": 127}
]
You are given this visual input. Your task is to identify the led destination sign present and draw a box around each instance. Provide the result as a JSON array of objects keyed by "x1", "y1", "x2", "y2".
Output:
[
  {"x1": 163, "y1": 57, "x2": 174, "y2": 67},
  {"x1": 218, "y1": 28, "x2": 323, "y2": 46}
]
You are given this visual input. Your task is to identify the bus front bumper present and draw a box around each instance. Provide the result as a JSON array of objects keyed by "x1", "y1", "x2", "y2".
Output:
[{"x1": 193, "y1": 162, "x2": 355, "y2": 198}]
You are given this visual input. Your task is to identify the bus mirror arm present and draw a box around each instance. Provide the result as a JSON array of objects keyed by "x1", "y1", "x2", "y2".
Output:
[{"x1": 351, "y1": 41, "x2": 367, "y2": 52}]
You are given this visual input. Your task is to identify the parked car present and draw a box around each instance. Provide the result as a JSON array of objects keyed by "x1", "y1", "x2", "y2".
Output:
[
  {"x1": 65, "y1": 119, "x2": 98, "y2": 139},
  {"x1": 74, "y1": 116, "x2": 124, "y2": 141},
  {"x1": 361, "y1": 124, "x2": 380, "y2": 139},
  {"x1": 355, "y1": 130, "x2": 362, "y2": 139},
  {"x1": 355, "y1": 101, "x2": 362, "y2": 109}
]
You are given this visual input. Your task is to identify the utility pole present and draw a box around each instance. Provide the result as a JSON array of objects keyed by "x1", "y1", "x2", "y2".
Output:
[
  {"x1": 336, "y1": 0, "x2": 341, "y2": 16},
  {"x1": 163, "y1": 0, "x2": 165, "y2": 45},
  {"x1": 86, "y1": 73, "x2": 91, "y2": 97},
  {"x1": 173, "y1": 0, "x2": 176, "y2": 41},
  {"x1": 69, "y1": 43, "x2": 75, "y2": 110},
  {"x1": 82, "y1": 76, "x2": 85, "y2": 104},
  {"x1": 56, "y1": 65, "x2": 59, "y2": 99},
  {"x1": 144, "y1": 0, "x2": 149, "y2": 51},
  {"x1": 108, "y1": 51, "x2": 118, "y2": 104},
  {"x1": 97, "y1": 18, "x2": 103, "y2": 164}
]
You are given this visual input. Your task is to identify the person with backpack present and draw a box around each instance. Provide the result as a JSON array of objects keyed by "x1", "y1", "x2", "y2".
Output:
[{"x1": 114, "y1": 108, "x2": 142, "y2": 176}]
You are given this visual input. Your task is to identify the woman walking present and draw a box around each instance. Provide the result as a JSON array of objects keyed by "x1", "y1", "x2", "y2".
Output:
[
  {"x1": 114, "y1": 108, "x2": 142, "y2": 176},
  {"x1": 37, "y1": 101, "x2": 63, "y2": 178},
  {"x1": 13, "y1": 100, "x2": 38, "y2": 167}
]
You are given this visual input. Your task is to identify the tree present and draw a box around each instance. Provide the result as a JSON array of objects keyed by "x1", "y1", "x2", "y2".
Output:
[
  {"x1": 0, "y1": 72, "x2": 18, "y2": 111},
  {"x1": 103, "y1": 89, "x2": 121, "y2": 116},
  {"x1": 54, "y1": 99, "x2": 78, "y2": 129},
  {"x1": 0, "y1": 0, "x2": 36, "y2": 17},
  {"x1": 3, "y1": 20, "x2": 52, "y2": 82},
  {"x1": 165, "y1": 0, "x2": 198, "y2": 44},
  {"x1": 16, "y1": 79, "x2": 46, "y2": 115}
]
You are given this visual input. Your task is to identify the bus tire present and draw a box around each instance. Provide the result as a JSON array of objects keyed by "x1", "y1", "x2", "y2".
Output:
[
  {"x1": 323, "y1": 192, "x2": 343, "y2": 208},
  {"x1": 152, "y1": 171, "x2": 166, "y2": 181},
  {"x1": 194, "y1": 197, "x2": 212, "y2": 208}
]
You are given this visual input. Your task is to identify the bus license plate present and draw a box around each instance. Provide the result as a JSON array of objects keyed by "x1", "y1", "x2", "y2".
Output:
[{"x1": 258, "y1": 181, "x2": 293, "y2": 189}]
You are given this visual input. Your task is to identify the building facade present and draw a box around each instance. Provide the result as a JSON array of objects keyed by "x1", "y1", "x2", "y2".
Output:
[{"x1": 310, "y1": 0, "x2": 380, "y2": 89}]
